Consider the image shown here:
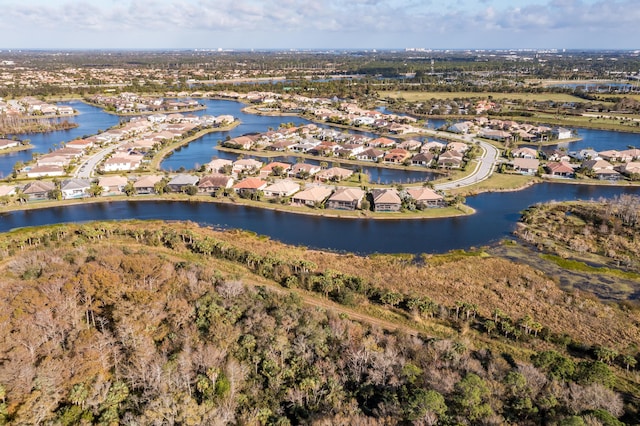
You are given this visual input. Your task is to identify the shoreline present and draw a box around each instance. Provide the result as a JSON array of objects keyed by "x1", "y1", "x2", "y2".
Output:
[
  {"x1": 0, "y1": 193, "x2": 475, "y2": 221},
  {"x1": 0, "y1": 144, "x2": 35, "y2": 156}
]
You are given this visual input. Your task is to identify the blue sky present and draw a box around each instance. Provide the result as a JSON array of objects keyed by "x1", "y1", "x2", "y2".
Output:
[{"x1": 0, "y1": 0, "x2": 637, "y2": 50}]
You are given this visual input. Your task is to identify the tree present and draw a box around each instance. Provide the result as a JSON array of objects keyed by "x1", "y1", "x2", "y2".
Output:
[
  {"x1": 123, "y1": 182, "x2": 135, "y2": 196},
  {"x1": 88, "y1": 183, "x2": 103, "y2": 198},
  {"x1": 454, "y1": 373, "x2": 494, "y2": 421}
]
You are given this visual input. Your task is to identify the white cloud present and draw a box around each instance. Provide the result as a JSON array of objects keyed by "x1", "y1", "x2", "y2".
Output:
[{"x1": 0, "y1": 0, "x2": 637, "y2": 48}]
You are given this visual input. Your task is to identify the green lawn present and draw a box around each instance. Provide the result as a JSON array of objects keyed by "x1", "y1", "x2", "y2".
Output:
[{"x1": 379, "y1": 91, "x2": 588, "y2": 103}]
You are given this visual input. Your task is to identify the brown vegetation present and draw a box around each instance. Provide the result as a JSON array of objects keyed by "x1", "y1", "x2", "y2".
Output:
[{"x1": 0, "y1": 221, "x2": 637, "y2": 424}]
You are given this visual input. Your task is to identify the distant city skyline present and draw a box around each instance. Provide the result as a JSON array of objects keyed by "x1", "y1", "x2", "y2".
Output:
[{"x1": 0, "y1": 0, "x2": 638, "y2": 50}]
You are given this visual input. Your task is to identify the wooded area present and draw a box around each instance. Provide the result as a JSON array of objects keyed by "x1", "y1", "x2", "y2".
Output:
[{"x1": 0, "y1": 221, "x2": 637, "y2": 424}]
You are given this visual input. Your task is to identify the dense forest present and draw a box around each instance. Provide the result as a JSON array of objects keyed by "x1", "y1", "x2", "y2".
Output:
[{"x1": 0, "y1": 221, "x2": 638, "y2": 424}]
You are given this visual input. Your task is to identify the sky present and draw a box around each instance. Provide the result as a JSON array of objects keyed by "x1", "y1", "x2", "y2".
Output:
[{"x1": 0, "y1": 0, "x2": 638, "y2": 50}]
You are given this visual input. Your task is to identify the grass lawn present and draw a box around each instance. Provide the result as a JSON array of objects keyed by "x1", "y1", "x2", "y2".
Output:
[
  {"x1": 448, "y1": 173, "x2": 539, "y2": 196},
  {"x1": 378, "y1": 91, "x2": 587, "y2": 103}
]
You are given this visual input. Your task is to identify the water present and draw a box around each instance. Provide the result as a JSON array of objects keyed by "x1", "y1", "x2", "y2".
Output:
[
  {"x1": 1, "y1": 183, "x2": 638, "y2": 255},
  {"x1": 0, "y1": 101, "x2": 121, "y2": 177}
]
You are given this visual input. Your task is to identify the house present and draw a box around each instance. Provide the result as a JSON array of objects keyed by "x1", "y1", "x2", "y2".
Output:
[
  {"x1": 0, "y1": 139, "x2": 19, "y2": 150},
  {"x1": 262, "y1": 180, "x2": 300, "y2": 197},
  {"x1": 411, "y1": 152, "x2": 435, "y2": 167},
  {"x1": 368, "y1": 137, "x2": 396, "y2": 148},
  {"x1": 582, "y1": 159, "x2": 621, "y2": 180},
  {"x1": 268, "y1": 139, "x2": 298, "y2": 152},
  {"x1": 447, "y1": 122, "x2": 470, "y2": 134},
  {"x1": 290, "y1": 163, "x2": 321, "y2": 178},
  {"x1": 232, "y1": 158, "x2": 262, "y2": 174},
  {"x1": 552, "y1": 127, "x2": 573, "y2": 140},
  {"x1": 545, "y1": 161, "x2": 575, "y2": 178},
  {"x1": 197, "y1": 174, "x2": 234, "y2": 193},
  {"x1": 437, "y1": 151, "x2": 464, "y2": 169},
  {"x1": 512, "y1": 147, "x2": 538, "y2": 159},
  {"x1": 315, "y1": 167, "x2": 353, "y2": 182},
  {"x1": 478, "y1": 128, "x2": 512, "y2": 142},
  {"x1": 422, "y1": 141, "x2": 445, "y2": 153},
  {"x1": 0, "y1": 184, "x2": 16, "y2": 197},
  {"x1": 597, "y1": 150, "x2": 622, "y2": 162},
  {"x1": 60, "y1": 178, "x2": 91, "y2": 199},
  {"x1": 384, "y1": 148, "x2": 411, "y2": 163},
  {"x1": 372, "y1": 189, "x2": 402, "y2": 212},
  {"x1": 326, "y1": 187, "x2": 365, "y2": 210},
  {"x1": 232, "y1": 177, "x2": 267, "y2": 195},
  {"x1": 446, "y1": 142, "x2": 469, "y2": 154},
  {"x1": 99, "y1": 176, "x2": 129, "y2": 195},
  {"x1": 207, "y1": 158, "x2": 233, "y2": 173},
  {"x1": 619, "y1": 148, "x2": 640, "y2": 161},
  {"x1": 512, "y1": 158, "x2": 540, "y2": 175},
  {"x1": 396, "y1": 139, "x2": 422, "y2": 151},
  {"x1": 570, "y1": 149, "x2": 600, "y2": 161},
  {"x1": 356, "y1": 148, "x2": 384, "y2": 162},
  {"x1": 133, "y1": 175, "x2": 164, "y2": 194},
  {"x1": 167, "y1": 174, "x2": 199, "y2": 192},
  {"x1": 618, "y1": 162, "x2": 640, "y2": 177},
  {"x1": 22, "y1": 181, "x2": 55, "y2": 200},
  {"x1": 543, "y1": 149, "x2": 571, "y2": 162},
  {"x1": 291, "y1": 186, "x2": 333, "y2": 206},
  {"x1": 26, "y1": 165, "x2": 65, "y2": 178},
  {"x1": 36, "y1": 154, "x2": 69, "y2": 167},
  {"x1": 406, "y1": 187, "x2": 445, "y2": 208},
  {"x1": 259, "y1": 162, "x2": 292, "y2": 178},
  {"x1": 227, "y1": 136, "x2": 254, "y2": 150}
]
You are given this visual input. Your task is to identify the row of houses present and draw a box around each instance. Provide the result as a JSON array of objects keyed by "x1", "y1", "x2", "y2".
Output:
[
  {"x1": 2, "y1": 172, "x2": 445, "y2": 212},
  {"x1": 87, "y1": 93, "x2": 203, "y2": 114},
  {"x1": 449, "y1": 117, "x2": 572, "y2": 143},
  {"x1": 506, "y1": 146, "x2": 640, "y2": 180},
  {"x1": 223, "y1": 127, "x2": 472, "y2": 169},
  {"x1": 22, "y1": 113, "x2": 234, "y2": 177},
  {"x1": 0, "y1": 96, "x2": 74, "y2": 117}
]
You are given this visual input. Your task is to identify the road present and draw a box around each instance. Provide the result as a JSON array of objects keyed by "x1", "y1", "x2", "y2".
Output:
[
  {"x1": 74, "y1": 142, "x2": 126, "y2": 179},
  {"x1": 434, "y1": 139, "x2": 500, "y2": 191}
]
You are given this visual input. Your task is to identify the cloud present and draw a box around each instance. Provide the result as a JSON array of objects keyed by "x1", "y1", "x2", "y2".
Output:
[{"x1": 0, "y1": 0, "x2": 637, "y2": 48}]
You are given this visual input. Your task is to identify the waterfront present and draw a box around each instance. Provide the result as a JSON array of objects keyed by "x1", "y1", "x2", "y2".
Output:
[{"x1": 2, "y1": 182, "x2": 638, "y2": 254}]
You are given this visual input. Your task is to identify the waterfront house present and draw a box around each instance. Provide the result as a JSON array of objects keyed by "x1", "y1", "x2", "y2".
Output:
[
  {"x1": 384, "y1": 148, "x2": 411, "y2": 163},
  {"x1": 478, "y1": 128, "x2": 512, "y2": 143},
  {"x1": 618, "y1": 162, "x2": 640, "y2": 177},
  {"x1": 233, "y1": 177, "x2": 267, "y2": 195},
  {"x1": 291, "y1": 186, "x2": 333, "y2": 207},
  {"x1": 448, "y1": 122, "x2": 470, "y2": 134},
  {"x1": 99, "y1": 176, "x2": 129, "y2": 195},
  {"x1": 259, "y1": 162, "x2": 292, "y2": 178},
  {"x1": 133, "y1": 175, "x2": 164, "y2": 194},
  {"x1": 167, "y1": 174, "x2": 200, "y2": 192},
  {"x1": 437, "y1": 151, "x2": 464, "y2": 169},
  {"x1": 372, "y1": 188, "x2": 402, "y2": 212},
  {"x1": 37, "y1": 154, "x2": 69, "y2": 168},
  {"x1": 356, "y1": 148, "x2": 384, "y2": 162},
  {"x1": 368, "y1": 137, "x2": 396, "y2": 148},
  {"x1": 315, "y1": 167, "x2": 353, "y2": 182},
  {"x1": 397, "y1": 139, "x2": 422, "y2": 151},
  {"x1": 197, "y1": 174, "x2": 234, "y2": 193},
  {"x1": 545, "y1": 161, "x2": 575, "y2": 178},
  {"x1": 262, "y1": 180, "x2": 300, "y2": 198},
  {"x1": 552, "y1": 127, "x2": 573, "y2": 140},
  {"x1": 326, "y1": 187, "x2": 365, "y2": 210},
  {"x1": 512, "y1": 147, "x2": 538, "y2": 159},
  {"x1": 406, "y1": 187, "x2": 445, "y2": 208},
  {"x1": 512, "y1": 158, "x2": 540, "y2": 175},
  {"x1": 411, "y1": 152, "x2": 435, "y2": 167},
  {"x1": 207, "y1": 158, "x2": 233, "y2": 173},
  {"x1": 268, "y1": 139, "x2": 298, "y2": 152},
  {"x1": 290, "y1": 163, "x2": 321, "y2": 178},
  {"x1": 619, "y1": 148, "x2": 640, "y2": 161},
  {"x1": 582, "y1": 159, "x2": 622, "y2": 180},
  {"x1": 60, "y1": 178, "x2": 91, "y2": 199},
  {"x1": 0, "y1": 139, "x2": 19, "y2": 150},
  {"x1": 22, "y1": 181, "x2": 55, "y2": 200},
  {"x1": 598, "y1": 150, "x2": 623, "y2": 163},
  {"x1": 232, "y1": 158, "x2": 262, "y2": 175}
]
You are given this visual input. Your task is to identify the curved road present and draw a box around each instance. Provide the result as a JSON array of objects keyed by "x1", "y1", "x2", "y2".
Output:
[{"x1": 434, "y1": 139, "x2": 500, "y2": 191}]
